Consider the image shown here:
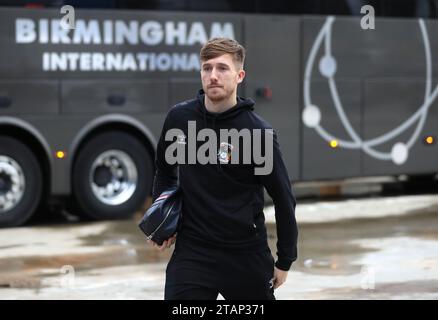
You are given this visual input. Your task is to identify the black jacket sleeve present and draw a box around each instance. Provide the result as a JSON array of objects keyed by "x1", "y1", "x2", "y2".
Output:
[
  {"x1": 258, "y1": 129, "x2": 298, "y2": 271},
  {"x1": 151, "y1": 110, "x2": 179, "y2": 202}
]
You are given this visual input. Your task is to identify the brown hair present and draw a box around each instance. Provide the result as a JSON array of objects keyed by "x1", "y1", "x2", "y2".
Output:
[{"x1": 200, "y1": 37, "x2": 246, "y2": 68}]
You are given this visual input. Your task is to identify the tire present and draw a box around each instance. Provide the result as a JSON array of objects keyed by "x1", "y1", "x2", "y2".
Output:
[
  {"x1": 72, "y1": 131, "x2": 153, "y2": 220},
  {"x1": 0, "y1": 136, "x2": 42, "y2": 227}
]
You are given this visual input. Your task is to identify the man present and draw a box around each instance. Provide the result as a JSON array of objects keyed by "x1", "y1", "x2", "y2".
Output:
[{"x1": 149, "y1": 38, "x2": 298, "y2": 300}]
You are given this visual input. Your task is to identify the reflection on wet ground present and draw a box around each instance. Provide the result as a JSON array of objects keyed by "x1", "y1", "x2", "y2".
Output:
[
  {"x1": 1, "y1": 203, "x2": 438, "y2": 299},
  {"x1": 290, "y1": 210, "x2": 438, "y2": 276}
]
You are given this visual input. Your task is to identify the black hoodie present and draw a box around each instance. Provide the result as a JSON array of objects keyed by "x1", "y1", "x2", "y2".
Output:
[{"x1": 152, "y1": 90, "x2": 298, "y2": 271}]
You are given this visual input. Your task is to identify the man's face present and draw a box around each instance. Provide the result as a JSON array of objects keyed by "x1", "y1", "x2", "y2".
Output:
[{"x1": 201, "y1": 53, "x2": 245, "y2": 103}]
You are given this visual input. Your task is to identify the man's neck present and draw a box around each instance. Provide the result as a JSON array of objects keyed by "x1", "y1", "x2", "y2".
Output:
[{"x1": 204, "y1": 94, "x2": 237, "y2": 114}]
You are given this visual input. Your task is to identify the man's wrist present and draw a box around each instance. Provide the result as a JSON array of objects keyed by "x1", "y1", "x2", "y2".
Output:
[{"x1": 275, "y1": 259, "x2": 292, "y2": 271}]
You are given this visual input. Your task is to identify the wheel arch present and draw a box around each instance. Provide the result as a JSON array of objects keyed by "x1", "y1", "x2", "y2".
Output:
[
  {"x1": 0, "y1": 117, "x2": 52, "y2": 201},
  {"x1": 69, "y1": 114, "x2": 157, "y2": 187}
]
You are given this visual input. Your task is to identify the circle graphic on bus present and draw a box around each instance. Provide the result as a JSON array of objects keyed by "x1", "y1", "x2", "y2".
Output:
[{"x1": 303, "y1": 16, "x2": 438, "y2": 165}]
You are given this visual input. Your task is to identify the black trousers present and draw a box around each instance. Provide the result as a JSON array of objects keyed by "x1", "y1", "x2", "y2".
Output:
[{"x1": 164, "y1": 238, "x2": 276, "y2": 300}]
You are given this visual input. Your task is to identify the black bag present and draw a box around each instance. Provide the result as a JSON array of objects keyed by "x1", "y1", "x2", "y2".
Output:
[{"x1": 138, "y1": 186, "x2": 182, "y2": 246}]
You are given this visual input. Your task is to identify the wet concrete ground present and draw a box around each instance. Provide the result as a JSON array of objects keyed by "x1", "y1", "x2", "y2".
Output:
[{"x1": 1, "y1": 194, "x2": 438, "y2": 299}]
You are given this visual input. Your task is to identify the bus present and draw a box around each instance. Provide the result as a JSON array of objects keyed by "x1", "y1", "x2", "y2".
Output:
[{"x1": 1, "y1": 0, "x2": 437, "y2": 227}]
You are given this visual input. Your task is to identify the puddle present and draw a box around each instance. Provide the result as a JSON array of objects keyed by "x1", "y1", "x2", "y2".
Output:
[
  {"x1": 313, "y1": 279, "x2": 438, "y2": 299},
  {"x1": 1, "y1": 205, "x2": 438, "y2": 293},
  {"x1": 270, "y1": 210, "x2": 438, "y2": 276},
  {"x1": 0, "y1": 274, "x2": 42, "y2": 289}
]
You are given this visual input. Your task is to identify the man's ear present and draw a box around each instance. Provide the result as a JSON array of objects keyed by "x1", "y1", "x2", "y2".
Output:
[{"x1": 237, "y1": 69, "x2": 246, "y2": 84}]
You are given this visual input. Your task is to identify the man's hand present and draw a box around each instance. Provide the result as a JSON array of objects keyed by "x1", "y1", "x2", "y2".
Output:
[
  {"x1": 147, "y1": 234, "x2": 177, "y2": 251},
  {"x1": 273, "y1": 267, "x2": 288, "y2": 289}
]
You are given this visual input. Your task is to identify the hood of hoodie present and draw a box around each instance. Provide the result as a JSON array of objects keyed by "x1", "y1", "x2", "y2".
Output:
[{"x1": 196, "y1": 89, "x2": 255, "y2": 130}]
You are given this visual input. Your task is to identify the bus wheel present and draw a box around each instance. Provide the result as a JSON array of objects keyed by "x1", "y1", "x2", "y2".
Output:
[
  {"x1": 72, "y1": 131, "x2": 153, "y2": 220},
  {"x1": 0, "y1": 136, "x2": 42, "y2": 227}
]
